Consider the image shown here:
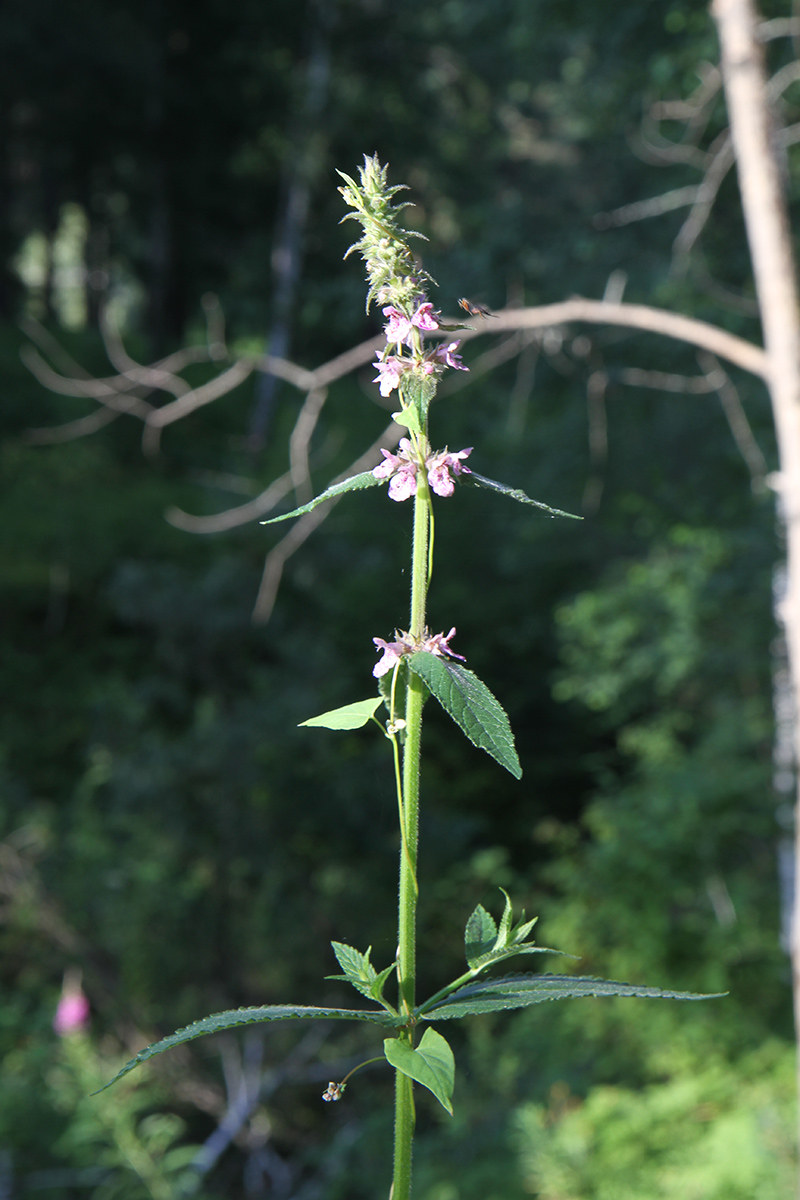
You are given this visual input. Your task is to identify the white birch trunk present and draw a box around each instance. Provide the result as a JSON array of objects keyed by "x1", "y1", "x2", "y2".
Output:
[{"x1": 712, "y1": 0, "x2": 800, "y2": 1180}]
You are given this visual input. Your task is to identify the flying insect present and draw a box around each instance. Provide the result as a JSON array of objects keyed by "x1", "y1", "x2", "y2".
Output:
[{"x1": 458, "y1": 298, "x2": 497, "y2": 318}]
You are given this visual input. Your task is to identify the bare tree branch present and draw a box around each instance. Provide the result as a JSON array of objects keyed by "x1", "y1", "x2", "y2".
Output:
[
  {"x1": 23, "y1": 405, "x2": 122, "y2": 445},
  {"x1": 289, "y1": 387, "x2": 329, "y2": 504},
  {"x1": 695, "y1": 349, "x2": 768, "y2": 488},
  {"x1": 758, "y1": 16, "x2": 800, "y2": 40},
  {"x1": 479, "y1": 300, "x2": 767, "y2": 378},
  {"x1": 594, "y1": 185, "x2": 702, "y2": 230},
  {"x1": 165, "y1": 471, "x2": 298, "y2": 534},
  {"x1": 253, "y1": 421, "x2": 402, "y2": 624}
]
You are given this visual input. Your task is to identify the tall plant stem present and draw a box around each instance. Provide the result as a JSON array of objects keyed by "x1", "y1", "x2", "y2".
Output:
[{"x1": 392, "y1": 476, "x2": 430, "y2": 1200}]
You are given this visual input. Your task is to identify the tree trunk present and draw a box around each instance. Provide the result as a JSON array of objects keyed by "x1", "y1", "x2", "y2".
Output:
[{"x1": 712, "y1": 0, "x2": 800, "y2": 1183}]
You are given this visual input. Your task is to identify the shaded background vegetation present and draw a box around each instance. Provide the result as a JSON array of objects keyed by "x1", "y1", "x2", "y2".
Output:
[{"x1": 0, "y1": 0, "x2": 794, "y2": 1195}]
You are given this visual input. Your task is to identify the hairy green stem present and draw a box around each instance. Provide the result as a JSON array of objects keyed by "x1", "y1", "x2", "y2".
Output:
[{"x1": 392, "y1": 473, "x2": 430, "y2": 1200}]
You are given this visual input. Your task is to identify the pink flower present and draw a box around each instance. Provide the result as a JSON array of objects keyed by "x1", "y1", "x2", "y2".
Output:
[
  {"x1": 388, "y1": 467, "x2": 418, "y2": 501},
  {"x1": 372, "y1": 356, "x2": 404, "y2": 397},
  {"x1": 425, "y1": 447, "x2": 473, "y2": 497},
  {"x1": 432, "y1": 340, "x2": 468, "y2": 371},
  {"x1": 411, "y1": 302, "x2": 439, "y2": 332},
  {"x1": 372, "y1": 439, "x2": 419, "y2": 501},
  {"x1": 382, "y1": 303, "x2": 439, "y2": 351},
  {"x1": 373, "y1": 630, "x2": 415, "y2": 677},
  {"x1": 382, "y1": 307, "x2": 413, "y2": 349},
  {"x1": 422, "y1": 627, "x2": 466, "y2": 662},
  {"x1": 54, "y1": 973, "x2": 90, "y2": 1036},
  {"x1": 372, "y1": 626, "x2": 465, "y2": 677}
]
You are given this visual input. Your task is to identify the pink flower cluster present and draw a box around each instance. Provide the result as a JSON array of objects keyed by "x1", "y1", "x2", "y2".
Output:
[
  {"x1": 373, "y1": 626, "x2": 466, "y2": 678},
  {"x1": 383, "y1": 301, "x2": 439, "y2": 349},
  {"x1": 373, "y1": 439, "x2": 472, "y2": 502},
  {"x1": 372, "y1": 303, "x2": 468, "y2": 398}
]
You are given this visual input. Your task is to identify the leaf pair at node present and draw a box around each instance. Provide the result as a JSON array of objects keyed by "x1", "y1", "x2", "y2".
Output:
[
  {"x1": 259, "y1": 465, "x2": 582, "y2": 527},
  {"x1": 301, "y1": 653, "x2": 522, "y2": 780}
]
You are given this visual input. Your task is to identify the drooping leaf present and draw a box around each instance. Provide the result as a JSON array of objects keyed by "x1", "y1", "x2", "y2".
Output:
[
  {"x1": 407, "y1": 652, "x2": 521, "y2": 778},
  {"x1": 464, "y1": 903, "x2": 498, "y2": 969},
  {"x1": 384, "y1": 1028, "x2": 455, "y2": 1114},
  {"x1": 300, "y1": 698, "x2": 382, "y2": 731},
  {"x1": 461, "y1": 472, "x2": 581, "y2": 519},
  {"x1": 96, "y1": 1003, "x2": 401, "y2": 1092},
  {"x1": 419, "y1": 973, "x2": 726, "y2": 1021},
  {"x1": 259, "y1": 471, "x2": 383, "y2": 525}
]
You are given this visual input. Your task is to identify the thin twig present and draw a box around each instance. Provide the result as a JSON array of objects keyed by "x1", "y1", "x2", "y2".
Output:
[{"x1": 696, "y1": 349, "x2": 768, "y2": 488}]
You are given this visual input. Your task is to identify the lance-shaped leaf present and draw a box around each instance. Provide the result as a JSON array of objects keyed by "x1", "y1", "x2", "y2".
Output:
[
  {"x1": 384, "y1": 1028, "x2": 455, "y2": 1114},
  {"x1": 300, "y1": 698, "x2": 382, "y2": 731},
  {"x1": 96, "y1": 1003, "x2": 401, "y2": 1093},
  {"x1": 260, "y1": 471, "x2": 383, "y2": 526},
  {"x1": 461, "y1": 472, "x2": 581, "y2": 520},
  {"x1": 418, "y1": 973, "x2": 726, "y2": 1021},
  {"x1": 407, "y1": 652, "x2": 521, "y2": 779}
]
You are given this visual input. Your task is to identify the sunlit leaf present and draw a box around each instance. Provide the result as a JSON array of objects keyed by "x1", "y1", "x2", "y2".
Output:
[
  {"x1": 300, "y1": 698, "x2": 382, "y2": 730},
  {"x1": 419, "y1": 973, "x2": 726, "y2": 1021},
  {"x1": 96, "y1": 1003, "x2": 401, "y2": 1092},
  {"x1": 260, "y1": 471, "x2": 383, "y2": 525},
  {"x1": 407, "y1": 652, "x2": 521, "y2": 778},
  {"x1": 462, "y1": 472, "x2": 581, "y2": 519},
  {"x1": 384, "y1": 1028, "x2": 455, "y2": 1114}
]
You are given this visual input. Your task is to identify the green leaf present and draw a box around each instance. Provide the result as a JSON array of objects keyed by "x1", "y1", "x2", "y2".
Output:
[
  {"x1": 328, "y1": 943, "x2": 397, "y2": 1011},
  {"x1": 511, "y1": 913, "x2": 539, "y2": 946},
  {"x1": 330, "y1": 942, "x2": 378, "y2": 995},
  {"x1": 392, "y1": 408, "x2": 422, "y2": 433},
  {"x1": 407, "y1": 652, "x2": 521, "y2": 779},
  {"x1": 419, "y1": 973, "x2": 726, "y2": 1021},
  {"x1": 384, "y1": 1029, "x2": 455, "y2": 1114},
  {"x1": 259, "y1": 471, "x2": 383, "y2": 525},
  {"x1": 464, "y1": 903, "x2": 498, "y2": 969},
  {"x1": 497, "y1": 888, "x2": 514, "y2": 948},
  {"x1": 462, "y1": 472, "x2": 581, "y2": 519},
  {"x1": 96, "y1": 1003, "x2": 401, "y2": 1092},
  {"x1": 369, "y1": 962, "x2": 398, "y2": 1004},
  {"x1": 299, "y1": 698, "x2": 382, "y2": 730}
]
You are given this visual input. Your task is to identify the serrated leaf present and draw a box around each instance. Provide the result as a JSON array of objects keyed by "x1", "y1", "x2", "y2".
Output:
[
  {"x1": 330, "y1": 943, "x2": 397, "y2": 1010},
  {"x1": 419, "y1": 974, "x2": 726, "y2": 1021},
  {"x1": 407, "y1": 652, "x2": 521, "y2": 779},
  {"x1": 96, "y1": 1003, "x2": 401, "y2": 1092},
  {"x1": 464, "y1": 904, "x2": 498, "y2": 969},
  {"x1": 300, "y1": 698, "x2": 382, "y2": 731},
  {"x1": 331, "y1": 942, "x2": 380, "y2": 1001},
  {"x1": 384, "y1": 1029, "x2": 455, "y2": 1114},
  {"x1": 497, "y1": 888, "x2": 514, "y2": 949},
  {"x1": 260, "y1": 471, "x2": 383, "y2": 526},
  {"x1": 462, "y1": 472, "x2": 581, "y2": 520}
]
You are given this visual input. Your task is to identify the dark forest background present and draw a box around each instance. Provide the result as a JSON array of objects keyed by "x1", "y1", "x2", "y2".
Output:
[{"x1": 0, "y1": 0, "x2": 795, "y2": 1196}]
